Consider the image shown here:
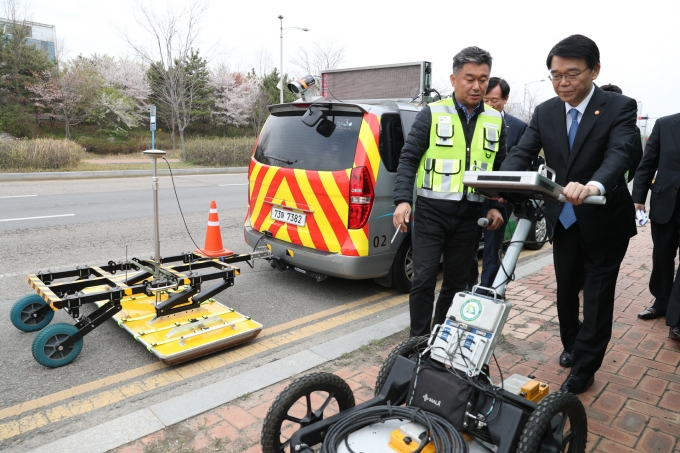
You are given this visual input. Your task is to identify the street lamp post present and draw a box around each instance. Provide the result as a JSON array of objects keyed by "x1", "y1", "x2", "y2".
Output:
[{"x1": 278, "y1": 15, "x2": 309, "y2": 104}]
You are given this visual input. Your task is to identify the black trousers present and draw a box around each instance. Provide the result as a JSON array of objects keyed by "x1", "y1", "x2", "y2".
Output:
[
  {"x1": 553, "y1": 222, "x2": 629, "y2": 376},
  {"x1": 649, "y1": 215, "x2": 680, "y2": 312},
  {"x1": 650, "y1": 211, "x2": 680, "y2": 327},
  {"x1": 409, "y1": 205, "x2": 479, "y2": 337},
  {"x1": 469, "y1": 202, "x2": 510, "y2": 289}
]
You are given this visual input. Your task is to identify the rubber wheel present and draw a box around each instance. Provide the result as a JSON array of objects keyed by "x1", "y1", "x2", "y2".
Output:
[
  {"x1": 32, "y1": 323, "x2": 83, "y2": 368},
  {"x1": 374, "y1": 335, "x2": 429, "y2": 396},
  {"x1": 261, "y1": 372, "x2": 355, "y2": 453},
  {"x1": 517, "y1": 391, "x2": 587, "y2": 453},
  {"x1": 10, "y1": 294, "x2": 54, "y2": 332},
  {"x1": 392, "y1": 237, "x2": 413, "y2": 293},
  {"x1": 525, "y1": 217, "x2": 547, "y2": 250}
]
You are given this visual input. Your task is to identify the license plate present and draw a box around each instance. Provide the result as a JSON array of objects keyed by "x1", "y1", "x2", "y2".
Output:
[{"x1": 270, "y1": 207, "x2": 306, "y2": 227}]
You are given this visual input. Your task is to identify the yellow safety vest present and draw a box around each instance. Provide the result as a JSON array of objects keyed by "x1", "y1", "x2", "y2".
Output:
[{"x1": 416, "y1": 98, "x2": 503, "y2": 202}]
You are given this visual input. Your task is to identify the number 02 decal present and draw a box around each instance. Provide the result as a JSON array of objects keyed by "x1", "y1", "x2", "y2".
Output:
[{"x1": 373, "y1": 235, "x2": 387, "y2": 248}]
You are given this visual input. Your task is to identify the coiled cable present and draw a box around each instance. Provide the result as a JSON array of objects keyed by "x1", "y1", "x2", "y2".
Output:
[{"x1": 320, "y1": 404, "x2": 468, "y2": 453}]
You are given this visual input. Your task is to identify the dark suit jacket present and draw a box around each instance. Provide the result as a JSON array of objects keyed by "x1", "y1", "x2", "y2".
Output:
[
  {"x1": 632, "y1": 113, "x2": 680, "y2": 224},
  {"x1": 503, "y1": 112, "x2": 528, "y2": 150},
  {"x1": 628, "y1": 126, "x2": 644, "y2": 182},
  {"x1": 500, "y1": 86, "x2": 638, "y2": 248}
]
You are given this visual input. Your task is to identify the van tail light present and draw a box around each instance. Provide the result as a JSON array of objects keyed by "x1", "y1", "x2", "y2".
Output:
[{"x1": 348, "y1": 166, "x2": 374, "y2": 229}]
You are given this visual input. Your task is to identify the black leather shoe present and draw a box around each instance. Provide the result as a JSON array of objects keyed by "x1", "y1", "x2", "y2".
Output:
[
  {"x1": 559, "y1": 350, "x2": 574, "y2": 368},
  {"x1": 669, "y1": 327, "x2": 680, "y2": 341},
  {"x1": 560, "y1": 373, "x2": 595, "y2": 394},
  {"x1": 638, "y1": 307, "x2": 666, "y2": 320}
]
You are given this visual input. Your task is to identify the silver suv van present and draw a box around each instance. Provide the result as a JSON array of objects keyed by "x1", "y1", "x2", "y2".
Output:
[{"x1": 244, "y1": 100, "x2": 420, "y2": 292}]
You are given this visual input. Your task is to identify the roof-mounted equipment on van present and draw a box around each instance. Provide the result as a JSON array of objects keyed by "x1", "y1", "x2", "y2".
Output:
[
  {"x1": 288, "y1": 74, "x2": 316, "y2": 101},
  {"x1": 321, "y1": 61, "x2": 432, "y2": 103}
]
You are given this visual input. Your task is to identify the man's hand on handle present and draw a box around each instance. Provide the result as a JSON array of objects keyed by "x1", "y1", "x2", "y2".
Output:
[
  {"x1": 393, "y1": 202, "x2": 411, "y2": 233},
  {"x1": 634, "y1": 203, "x2": 646, "y2": 213},
  {"x1": 563, "y1": 182, "x2": 601, "y2": 205},
  {"x1": 486, "y1": 208, "x2": 504, "y2": 230}
]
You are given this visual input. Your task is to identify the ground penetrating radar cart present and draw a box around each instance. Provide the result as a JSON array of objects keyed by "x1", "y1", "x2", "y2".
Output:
[
  {"x1": 10, "y1": 150, "x2": 271, "y2": 367},
  {"x1": 260, "y1": 167, "x2": 604, "y2": 453}
]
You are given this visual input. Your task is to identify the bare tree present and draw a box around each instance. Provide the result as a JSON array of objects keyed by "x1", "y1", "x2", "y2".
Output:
[
  {"x1": 252, "y1": 47, "x2": 274, "y2": 78},
  {"x1": 88, "y1": 55, "x2": 151, "y2": 132},
  {"x1": 249, "y1": 81, "x2": 271, "y2": 135},
  {"x1": 505, "y1": 85, "x2": 541, "y2": 123},
  {"x1": 27, "y1": 60, "x2": 102, "y2": 139},
  {"x1": 122, "y1": 0, "x2": 208, "y2": 160},
  {"x1": 210, "y1": 65, "x2": 258, "y2": 134},
  {"x1": 53, "y1": 34, "x2": 67, "y2": 67},
  {"x1": 289, "y1": 40, "x2": 344, "y2": 95},
  {"x1": 431, "y1": 76, "x2": 453, "y2": 100}
]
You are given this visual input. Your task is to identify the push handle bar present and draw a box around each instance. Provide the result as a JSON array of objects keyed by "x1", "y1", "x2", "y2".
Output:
[
  {"x1": 557, "y1": 194, "x2": 606, "y2": 205},
  {"x1": 537, "y1": 164, "x2": 556, "y2": 182}
]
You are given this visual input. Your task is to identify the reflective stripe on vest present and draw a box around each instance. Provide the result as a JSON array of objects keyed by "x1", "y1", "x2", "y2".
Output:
[{"x1": 416, "y1": 98, "x2": 502, "y2": 202}]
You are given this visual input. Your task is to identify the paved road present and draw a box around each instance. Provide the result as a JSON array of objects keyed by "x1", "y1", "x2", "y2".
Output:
[
  {"x1": 0, "y1": 173, "x2": 249, "y2": 231},
  {"x1": 0, "y1": 174, "x2": 413, "y2": 451},
  {"x1": 0, "y1": 174, "x2": 551, "y2": 452}
]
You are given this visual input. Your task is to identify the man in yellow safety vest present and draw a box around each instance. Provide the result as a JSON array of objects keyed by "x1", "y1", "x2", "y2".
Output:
[{"x1": 393, "y1": 46, "x2": 507, "y2": 337}]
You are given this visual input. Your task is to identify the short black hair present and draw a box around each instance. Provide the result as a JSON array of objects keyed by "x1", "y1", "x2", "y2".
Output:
[
  {"x1": 452, "y1": 46, "x2": 493, "y2": 74},
  {"x1": 600, "y1": 84, "x2": 623, "y2": 94},
  {"x1": 487, "y1": 77, "x2": 510, "y2": 98},
  {"x1": 546, "y1": 34, "x2": 600, "y2": 70}
]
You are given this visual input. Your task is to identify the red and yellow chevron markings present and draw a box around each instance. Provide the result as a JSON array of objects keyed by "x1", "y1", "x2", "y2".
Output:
[{"x1": 247, "y1": 112, "x2": 381, "y2": 257}]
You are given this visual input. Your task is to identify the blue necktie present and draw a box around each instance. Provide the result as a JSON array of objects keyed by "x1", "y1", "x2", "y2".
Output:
[{"x1": 559, "y1": 109, "x2": 579, "y2": 229}]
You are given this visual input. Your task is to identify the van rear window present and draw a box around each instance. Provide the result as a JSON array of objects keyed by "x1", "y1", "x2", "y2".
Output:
[{"x1": 254, "y1": 111, "x2": 362, "y2": 171}]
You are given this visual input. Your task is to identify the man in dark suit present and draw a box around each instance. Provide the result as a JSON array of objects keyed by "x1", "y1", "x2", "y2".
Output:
[
  {"x1": 632, "y1": 113, "x2": 680, "y2": 341},
  {"x1": 599, "y1": 84, "x2": 644, "y2": 183},
  {"x1": 485, "y1": 79, "x2": 529, "y2": 150},
  {"x1": 469, "y1": 78, "x2": 528, "y2": 289},
  {"x1": 500, "y1": 35, "x2": 638, "y2": 394}
]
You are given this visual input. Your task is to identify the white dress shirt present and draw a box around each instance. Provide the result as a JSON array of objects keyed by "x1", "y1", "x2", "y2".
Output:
[{"x1": 564, "y1": 84, "x2": 605, "y2": 195}]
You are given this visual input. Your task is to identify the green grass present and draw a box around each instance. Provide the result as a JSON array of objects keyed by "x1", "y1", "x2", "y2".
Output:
[
  {"x1": 0, "y1": 138, "x2": 84, "y2": 171},
  {"x1": 0, "y1": 135, "x2": 255, "y2": 172},
  {"x1": 0, "y1": 161, "x2": 205, "y2": 173}
]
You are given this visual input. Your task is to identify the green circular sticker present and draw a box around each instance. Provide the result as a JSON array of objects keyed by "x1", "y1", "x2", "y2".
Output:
[{"x1": 460, "y1": 299, "x2": 483, "y2": 322}]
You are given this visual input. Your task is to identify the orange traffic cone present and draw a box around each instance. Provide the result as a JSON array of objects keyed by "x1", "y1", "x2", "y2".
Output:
[{"x1": 194, "y1": 201, "x2": 233, "y2": 257}]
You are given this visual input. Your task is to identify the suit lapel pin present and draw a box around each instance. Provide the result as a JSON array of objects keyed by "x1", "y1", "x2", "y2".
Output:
[{"x1": 594, "y1": 110, "x2": 600, "y2": 115}]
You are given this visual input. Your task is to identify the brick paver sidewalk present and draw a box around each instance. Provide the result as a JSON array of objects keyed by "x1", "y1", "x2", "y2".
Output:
[{"x1": 111, "y1": 226, "x2": 680, "y2": 453}]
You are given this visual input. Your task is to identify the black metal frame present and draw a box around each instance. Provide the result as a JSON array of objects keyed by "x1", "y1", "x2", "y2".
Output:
[
  {"x1": 287, "y1": 355, "x2": 538, "y2": 453},
  {"x1": 29, "y1": 251, "x2": 267, "y2": 350},
  {"x1": 283, "y1": 172, "x2": 572, "y2": 453}
]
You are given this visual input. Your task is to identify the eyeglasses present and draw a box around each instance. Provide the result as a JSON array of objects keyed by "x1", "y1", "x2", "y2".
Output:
[{"x1": 548, "y1": 68, "x2": 589, "y2": 82}]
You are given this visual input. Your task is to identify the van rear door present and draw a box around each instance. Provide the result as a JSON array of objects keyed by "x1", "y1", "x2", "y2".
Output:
[{"x1": 247, "y1": 106, "x2": 381, "y2": 257}]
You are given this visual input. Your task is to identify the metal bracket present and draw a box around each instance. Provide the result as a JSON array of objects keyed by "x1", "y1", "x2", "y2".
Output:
[
  {"x1": 57, "y1": 296, "x2": 124, "y2": 347},
  {"x1": 249, "y1": 246, "x2": 273, "y2": 261},
  {"x1": 37, "y1": 270, "x2": 53, "y2": 285}
]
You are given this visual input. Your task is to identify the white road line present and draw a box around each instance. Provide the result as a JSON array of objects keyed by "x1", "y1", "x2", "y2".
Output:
[
  {"x1": 0, "y1": 195, "x2": 38, "y2": 199},
  {"x1": 218, "y1": 183, "x2": 248, "y2": 186},
  {"x1": 0, "y1": 213, "x2": 75, "y2": 222}
]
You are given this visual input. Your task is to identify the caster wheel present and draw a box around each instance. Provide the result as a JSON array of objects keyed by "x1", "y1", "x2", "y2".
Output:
[
  {"x1": 374, "y1": 335, "x2": 429, "y2": 396},
  {"x1": 517, "y1": 391, "x2": 587, "y2": 453},
  {"x1": 10, "y1": 294, "x2": 54, "y2": 332},
  {"x1": 261, "y1": 372, "x2": 355, "y2": 453},
  {"x1": 32, "y1": 323, "x2": 83, "y2": 368}
]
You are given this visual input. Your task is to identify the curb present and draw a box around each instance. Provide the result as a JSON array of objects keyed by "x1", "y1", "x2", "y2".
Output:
[
  {"x1": 0, "y1": 167, "x2": 248, "y2": 182},
  {"x1": 26, "y1": 254, "x2": 553, "y2": 453}
]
